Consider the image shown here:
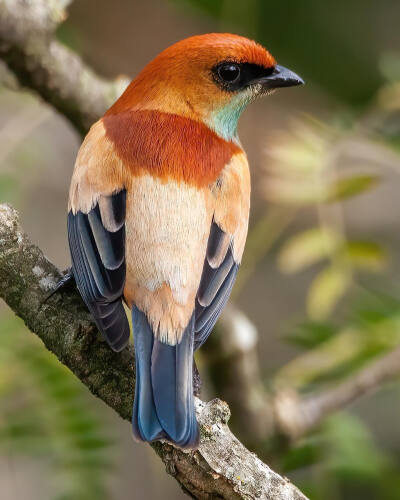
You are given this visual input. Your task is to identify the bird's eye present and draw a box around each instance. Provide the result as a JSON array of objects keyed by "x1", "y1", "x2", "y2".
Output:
[{"x1": 217, "y1": 63, "x2": 240, "y2": 83}]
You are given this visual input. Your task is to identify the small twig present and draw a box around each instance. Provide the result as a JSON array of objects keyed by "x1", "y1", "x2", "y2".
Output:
[{"x1": 274, "y1": 345, "x2": 400, "y2": 440}]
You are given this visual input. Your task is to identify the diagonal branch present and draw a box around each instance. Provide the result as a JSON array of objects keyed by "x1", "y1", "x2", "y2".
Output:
[
  {"x1": 274, "y1": 345, "x2": 400, "y2": 440},
  {"x1": 0, "y1": 0, "x2": 128, "y2": 135},
  {"x1": 206, "y1": 309, "x2": 400, "y2": 445},
  {"x1": 0, "y1": 203, "x2": 307, "y2": 499}
]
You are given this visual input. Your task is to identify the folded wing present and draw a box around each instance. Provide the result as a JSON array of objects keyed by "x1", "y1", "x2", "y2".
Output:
[
  {"x1": 194, "y1": 219, "x2": 239, "y2": 350},
  {"x1": 67, "y1": 190, "x2": 130, "y2": 352}
]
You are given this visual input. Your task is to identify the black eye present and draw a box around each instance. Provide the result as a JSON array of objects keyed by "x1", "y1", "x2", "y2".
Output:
[{"x1": 217, "y1": 63, "x2": 240, "y2": 83}]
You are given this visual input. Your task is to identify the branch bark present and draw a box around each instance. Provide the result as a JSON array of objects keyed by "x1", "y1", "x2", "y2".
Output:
[
  {"x1": 0, "y1": 0, "x2": 128, "y2": 135},
  {"x1": 0, "y1": 203, "x2": 307, "y2": 499}
]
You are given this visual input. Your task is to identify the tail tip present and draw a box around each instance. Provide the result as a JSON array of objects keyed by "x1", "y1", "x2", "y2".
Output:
[{"x1": 131, "y1": 417, "x2": 200, "y2": 449}]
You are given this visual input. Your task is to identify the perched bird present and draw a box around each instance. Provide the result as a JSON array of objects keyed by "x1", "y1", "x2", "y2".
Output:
[{"x1": 67, "y1": 33, "x2": 303, "y2": 449}]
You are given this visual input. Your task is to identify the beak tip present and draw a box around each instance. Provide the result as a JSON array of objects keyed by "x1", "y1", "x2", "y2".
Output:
[
  {"x1": 250, "y1": 64, "x2": 305, "y2": 90},
  {"x1": 281, "y1": 67, "x2": 305, "y2": 87},
  {"x1": 297, "y1": 77, "x2": 305, "y2": 86}
]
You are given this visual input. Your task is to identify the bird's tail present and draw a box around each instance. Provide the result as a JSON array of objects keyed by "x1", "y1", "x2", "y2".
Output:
[{"x1": 131, "y1": 306, "x2": 199, "y2": 449}]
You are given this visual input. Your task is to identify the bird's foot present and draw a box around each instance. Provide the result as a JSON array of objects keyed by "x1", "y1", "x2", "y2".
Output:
[
  {"x1": 193, "y1": 359, "x2": 202, "y2": 397},
  {"x1": 42, "y1": 268, "x2": 75, "y2": 304}
]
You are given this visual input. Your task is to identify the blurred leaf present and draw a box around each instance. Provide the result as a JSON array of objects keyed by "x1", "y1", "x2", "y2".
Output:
[
  {"x1": 283, "y1": 437, "x2": 323, "y2": 472},
  {"x1": 286, "y1": 412, "x2": 393, "y2": 500},
  {"x1": 285, "y1": 321, "x2": 338, "y2": 349},
  {"x1": 282, "y1": 411, "x2": 393, "y2": 500},
  {"x1": 263, "y1": 120, "x2": 381, "y2": 207},
  {"x1": 264, "y1": 174, "x2": 379, "y2": 206},
  {"x1": 262, "y1": 120, "x2": 333, "y2": 206},
  {"x1": 278, "y1": 228, "x2": 340, "y2": 274},
  {"x1": 325, "y1": 175, "x2": 380, "y2": 202},
  {"x1": 263, "y1": 177, "x2": 328, "y2": 205},
  {"x1": 379, "y1": 52, "x2": 400, "y2": 83},
  {"x1": 352, "y1": 292, "x2": 400, "y2": 327},
  {"x1": 279, "y1": 291, "x2": 400, "y2": 391},
  {"x1": 340, "y1": 241, "x2": 388, "y2": 272},
  {"x1": 266, "y1": 121, "x2": 330, "y2": 176},
  {"x1": 0, "y1": 172, "x2": 18, "y2": 202},
  {"x1": 275, "y1": 327, "x2": 363, "y2": 390},
  {"x1": 323, "y1": 413, "x2": 387, "y2": 480},
  {"x1": 307, "y1": 266, "x2": 351, "y2": 320}
]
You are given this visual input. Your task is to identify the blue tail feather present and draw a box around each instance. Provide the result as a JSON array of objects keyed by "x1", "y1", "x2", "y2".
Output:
[
  {"x1": 131, "y1": 307, "x2": 165, "y2": 442},
  {"x1": 131, "y1": 307, "x2": 199, "y2": 449}
]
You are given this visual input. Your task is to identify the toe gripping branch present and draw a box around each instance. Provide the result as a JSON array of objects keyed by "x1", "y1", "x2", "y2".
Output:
[
  {"x1": 43, "y1": 268, "x2": 76, "y2": 304},
  {"x1": 193, "y1": 358, "x2": 202, "y2": 397}
]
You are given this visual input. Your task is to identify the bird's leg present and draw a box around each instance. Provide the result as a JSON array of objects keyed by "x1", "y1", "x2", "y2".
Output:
[
  {"x1": 192, "y1": 358, "x2": 202, "y2": 396},
  {"x1": 42, "y1": 268, "x2": 76, "y2": 304}
]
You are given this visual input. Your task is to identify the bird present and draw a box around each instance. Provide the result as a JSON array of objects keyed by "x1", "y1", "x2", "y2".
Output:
[{"x1": 66, "y1": 33, "x2": 303, "y2": 449}]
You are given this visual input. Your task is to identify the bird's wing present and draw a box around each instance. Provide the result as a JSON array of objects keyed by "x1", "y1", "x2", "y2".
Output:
[
  {"x1": 194, "y1": 152, "x2": 250, "y2": 349},
  {"x1": 67, "y1": 120, "x2": 130, "y2": 352}
]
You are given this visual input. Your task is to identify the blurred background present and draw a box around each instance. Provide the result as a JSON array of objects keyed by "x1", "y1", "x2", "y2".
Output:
[{"x1": 1, "y1": 0, "x2": 400, "y2": 498}]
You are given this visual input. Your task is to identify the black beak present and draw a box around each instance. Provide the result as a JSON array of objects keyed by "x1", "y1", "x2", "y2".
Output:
[{"x1": 257, "y1": 64, "x2": 304, "y2": 89}]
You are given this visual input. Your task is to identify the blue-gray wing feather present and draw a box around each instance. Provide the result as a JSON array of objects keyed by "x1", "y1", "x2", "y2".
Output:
[
  {"x1": 194, "y1": 220, "x2": 239, "y2": 350},
  {"x1": 67, "y1": 190, "x2": 130, "y2": 352}
]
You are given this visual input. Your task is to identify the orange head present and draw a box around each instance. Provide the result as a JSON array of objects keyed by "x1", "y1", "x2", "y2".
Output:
[{"x1": 107, "y1": 33, "x2": 303, "y2": 141}]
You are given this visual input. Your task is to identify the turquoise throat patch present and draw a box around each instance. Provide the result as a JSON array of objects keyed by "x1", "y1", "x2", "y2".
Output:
[{"x1": 207, "y1": 90, "x2": 254, "y2": 142}]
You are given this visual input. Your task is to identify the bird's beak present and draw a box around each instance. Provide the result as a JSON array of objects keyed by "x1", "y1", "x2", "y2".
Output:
[{"x1": 256, "y1": 64, "x2": 304, "y2": 89}]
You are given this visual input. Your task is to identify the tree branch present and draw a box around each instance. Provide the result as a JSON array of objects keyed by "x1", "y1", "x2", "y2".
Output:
[
  {"x1": 274, "y1": 345, "x2": 400, "y2": 440},
  {"x1": 0, "y1": 0, "x2": 128, "y2": 135},
  {"x1": 0, "y1": 203, "x2": 307, "y2": 499},
  {"x1": 203, "y1": 307, "x2": 275, "y2": 448},
  {"x1": 207, "y1": 311, "x2": 400, "y2": 445}
]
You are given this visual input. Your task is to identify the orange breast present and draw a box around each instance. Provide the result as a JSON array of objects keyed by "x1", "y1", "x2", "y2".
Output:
[{"x1": 103, "y1": 110, "x2": 242, "y2": 188}]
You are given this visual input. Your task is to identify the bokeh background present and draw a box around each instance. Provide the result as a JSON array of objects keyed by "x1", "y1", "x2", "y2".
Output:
[{"x1": 2, "y1": 0, "x2": 400, "y2": 499}]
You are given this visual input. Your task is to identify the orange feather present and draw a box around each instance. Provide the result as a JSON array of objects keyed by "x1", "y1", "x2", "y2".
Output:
[
  {"x1": 106, "y1": 33, "x2": 275, "y2": 121},
  {"x1": 103, "y1": 110, "x2": 242, "y2": 187}
]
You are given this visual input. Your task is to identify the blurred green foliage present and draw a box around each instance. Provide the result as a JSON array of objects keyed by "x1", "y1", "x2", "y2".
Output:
[
  {"x1": 280, "y1": 292, "x2": 400, "y2": 390},
  {"x1": 284, "y1": 412, "x2": 400, "y2": 500},
  {"x1": 236, "y1": 116, "x2": 388, "y2": 322},
  {"x1": 0, "y1": 312, "x2": 114, "y2": 500}
]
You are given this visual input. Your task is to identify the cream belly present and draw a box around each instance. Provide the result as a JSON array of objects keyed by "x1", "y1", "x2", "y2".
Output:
[{"x1": 123, "y1": 175, "x2": 213, "y2": 344}]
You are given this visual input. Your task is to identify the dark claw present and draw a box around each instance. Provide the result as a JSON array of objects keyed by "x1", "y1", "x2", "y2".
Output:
[
  {"x1": 192, "y1": 358, "x2": 202, "y2": 396},
  {"x1": 42, "y1": 268, "x2": 75, "y2": 304}
]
